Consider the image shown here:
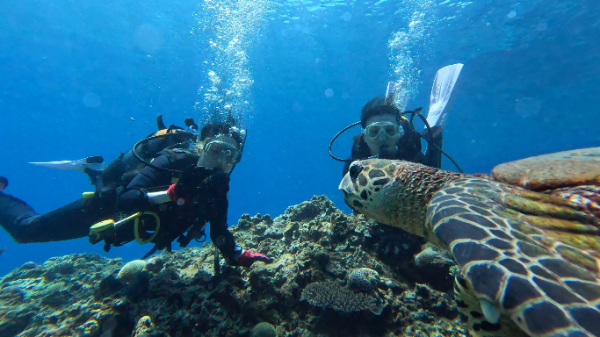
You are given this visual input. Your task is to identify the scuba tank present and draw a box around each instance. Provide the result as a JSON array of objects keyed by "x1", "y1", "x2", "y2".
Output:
[{"x1": 99, "y1": 115, "x2": 197, "y2": 195}]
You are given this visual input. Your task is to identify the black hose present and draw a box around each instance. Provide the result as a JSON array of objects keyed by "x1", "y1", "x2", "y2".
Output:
[
  {"x1": 328, "y1": 121, "x2": 361, "y2": 162},
  {"x1": 328, "y1": 111, "x2": 463, "y2": 173},
  {"x1": 407, "y1": 110, "x2": 463, "y2": 173}
]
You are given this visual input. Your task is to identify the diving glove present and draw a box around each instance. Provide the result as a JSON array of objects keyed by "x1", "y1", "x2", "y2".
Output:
[{"x1": 236, "y1": 250, "x2": 272, "y2": 267}]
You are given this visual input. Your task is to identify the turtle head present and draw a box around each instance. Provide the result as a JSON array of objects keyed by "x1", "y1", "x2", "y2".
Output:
[{"x1": 340, "y1": 159, "x2": 457, "y2": 238}]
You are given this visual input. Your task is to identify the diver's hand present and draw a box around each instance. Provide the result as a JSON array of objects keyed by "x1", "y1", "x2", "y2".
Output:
[
  {"x1": 205, "y1": 170, "x2": 230, "y2": 190},
  {"x1": 167, "y1": 165, "x2": 215, "y2": 203},
  {"x1": 236, "y1": 250, "x2": 272, "y2": 267},
  {"x1": 423, "y1": 125, "x2": 440, "y2": 136}
]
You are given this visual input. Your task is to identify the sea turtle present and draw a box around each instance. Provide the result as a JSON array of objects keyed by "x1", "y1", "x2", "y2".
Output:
[{"x1": 339, "y1": 147, "x2": 600, "y2": 337}]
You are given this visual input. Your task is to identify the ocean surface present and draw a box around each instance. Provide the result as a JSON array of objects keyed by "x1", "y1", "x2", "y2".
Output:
[{"x1": 0, "y1": 0, "x2": 598, "y2": 276}]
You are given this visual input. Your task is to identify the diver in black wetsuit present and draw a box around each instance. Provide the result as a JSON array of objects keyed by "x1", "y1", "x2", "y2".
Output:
[
  {"x1": 0, "y1": 116, "x2": 270, "y2": 267},
  {"x1": 334, "y1": 64, "x2": 464, "y2": 176},
  {"x1": 341, "y1": 96, "x2": 444, "y2": 176}
]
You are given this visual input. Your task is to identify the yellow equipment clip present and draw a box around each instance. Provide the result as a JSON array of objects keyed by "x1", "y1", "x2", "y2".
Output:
[
  {"x1": 133, "y1": 212, "x2": 161, "y2": 245},
  {"x1": 89, "y1": 212, "x2": 161, "y2": 245},
  {"x1": 82, "y1": 192, "x2": 95, "y2": 199}
]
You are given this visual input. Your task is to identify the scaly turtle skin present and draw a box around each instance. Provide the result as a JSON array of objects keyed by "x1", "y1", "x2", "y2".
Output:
[{"x1": 339, "y1": 147, "x2": 600, "y2": 337}]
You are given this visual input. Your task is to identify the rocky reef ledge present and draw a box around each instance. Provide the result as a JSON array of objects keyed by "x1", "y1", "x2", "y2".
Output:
[{"x1": 0, "y1": 196, "x2": 465, "y2": 337}]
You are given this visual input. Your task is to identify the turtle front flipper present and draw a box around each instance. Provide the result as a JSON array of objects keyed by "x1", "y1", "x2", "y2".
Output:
[
  {"x1": 453, "y1": 271, "x2": 529, "y2": 337},
  {"x1": 428, "y1": 177, "x2": 600, "y2": 337}
]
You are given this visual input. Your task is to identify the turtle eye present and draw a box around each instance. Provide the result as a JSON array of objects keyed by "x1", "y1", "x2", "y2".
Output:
[{"x1": 349, "y1": 164, "x2": 363, "y2": 181}]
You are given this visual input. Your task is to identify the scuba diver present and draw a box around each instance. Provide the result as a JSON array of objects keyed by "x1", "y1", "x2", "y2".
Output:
[
  {"x1": 0, "y1": 115, "x2": 271, "y2": 267},
  {"x1": 329, "y1": 64, "x2": 464, "y2": 175}
]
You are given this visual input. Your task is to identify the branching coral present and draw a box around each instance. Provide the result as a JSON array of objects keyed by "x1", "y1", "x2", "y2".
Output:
[{"x1": 300, "y1": 281, "x2": 383, "y2": 315}]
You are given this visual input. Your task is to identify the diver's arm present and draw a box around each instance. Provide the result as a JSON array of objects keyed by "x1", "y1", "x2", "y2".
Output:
[
  {"x1": 422, "y1": 131, "x2": 443, "y2": 168},
  {"x1": 116, "y1": 155, "x2": 172, "y2": 211},
  {"x1": 203, "y1": 173, "x2": 271, "y2": 266},
  {"x1": 206, "y1": 172, "x2": 242, "y2": 261}
]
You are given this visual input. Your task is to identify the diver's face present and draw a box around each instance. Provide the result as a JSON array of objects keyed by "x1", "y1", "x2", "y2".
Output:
[
  {"x1": 197, "y1": 135, "x2": 241, "y2": 172},
  {"x1": 362, "y1": 114, "x2": 401, "y2": 156}
]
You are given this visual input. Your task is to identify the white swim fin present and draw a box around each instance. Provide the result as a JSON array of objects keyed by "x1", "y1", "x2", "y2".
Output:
[
  {"x1": 29, "y1": 156, "x2": 104, "y2": 172},
  {"x1": 426, "y1": 63, "x2": 463, "y2": 137}
]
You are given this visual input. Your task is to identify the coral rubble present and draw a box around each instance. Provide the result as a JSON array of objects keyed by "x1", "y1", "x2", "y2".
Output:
[{"x1": 0, "y1": 195, "x2": 464, "y2": 336}]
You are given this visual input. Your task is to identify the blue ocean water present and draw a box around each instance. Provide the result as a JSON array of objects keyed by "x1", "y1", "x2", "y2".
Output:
[{"x1": 0, "y1": 0, "x2": 598, "y2": 276}]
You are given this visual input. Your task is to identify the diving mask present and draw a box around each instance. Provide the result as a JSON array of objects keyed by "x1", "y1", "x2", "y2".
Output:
[
  {"x1": 204, "y1": 140, "x2": 241, "y2": 164},
  {"x1": 363, "y1": 121, "x2": 403, "y2": 140}
]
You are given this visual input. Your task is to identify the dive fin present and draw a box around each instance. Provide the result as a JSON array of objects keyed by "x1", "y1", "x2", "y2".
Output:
[
  {"x1": 185, "y1": 117, "x2": 199, "y2": 134},
  {"x1": 426, "y1": 63, "x2": 463, "y2": 137},
  {"x1": 30, "y1": 156, "x2": 104, "y2": 188},
  {"x1": 157, "y1": 115, "x2": 167, "y2": 130},
  {"x1": 29, "y1": 156, "x2": 104, "y2": 172}
]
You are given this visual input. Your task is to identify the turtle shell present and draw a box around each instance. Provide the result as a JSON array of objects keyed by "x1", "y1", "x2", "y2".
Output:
[{"x1": 492, "y1": 147, "x2": 600, "y2": 191}]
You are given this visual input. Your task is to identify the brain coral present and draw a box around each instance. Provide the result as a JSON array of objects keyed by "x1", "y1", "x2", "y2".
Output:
[
  {"x1": 251, "y1": 322, "x2": 277, "y2": 337},
  {"x1": 117, "y1": 259, "x2": 147, "y2": 283},
  {"x1": 145, "y1": 256, "x2": 164, "y2": 274},
  {"x1": 301, "y1": 281, "x2": 383, "y2": 315},
  {"x1": 414, "y1": 244, "x2": 453, "y2": 268},
  {"x1": 347, "y1": 268, "x2": 379, "y2": 292}
]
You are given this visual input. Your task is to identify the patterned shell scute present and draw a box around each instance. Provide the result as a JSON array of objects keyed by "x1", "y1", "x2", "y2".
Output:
[
  {"x1": 429, "y1": 177, "x2": 600, "y2": 337},
  {"x1": 492, "y1": 147, "x2": 600, "y2": 191}
]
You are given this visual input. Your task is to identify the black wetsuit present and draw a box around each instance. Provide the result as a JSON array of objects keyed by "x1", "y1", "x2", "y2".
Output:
[
  {"x1": 112, "y1": 148, "x2": 241, "y2": 259},
  {"x1": 0, "y1": 148, "x2": 242, "y2": 260},
  {"x1": 342, "y1": 127, "x2": 443, "y2": 176}
]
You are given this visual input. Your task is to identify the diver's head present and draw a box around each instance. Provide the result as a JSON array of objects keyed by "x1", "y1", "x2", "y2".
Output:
[
  {"x1": 360, "y1": 96, "x2": 404, "y2": 156},
  {"x1": 195, "y1": 122, "x2": 245, "y2": 173}
]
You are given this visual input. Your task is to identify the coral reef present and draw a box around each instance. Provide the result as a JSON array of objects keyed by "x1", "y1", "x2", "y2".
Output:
[
  {"x1": 301, "y1": 280, "x2": 383, "y2": 314},
  {"x1": 251, "y1": 322, "x2": 277, "y2": 337},
  {"x1": 0, "y1": 195, "x2": 467, "y2": 337},
  {"x1": 132, "y1": 316, "x2": 154, "y2": 337},
  {"x1": 117, "y1": 260, "x2": 147, "y2": 283},
  {"x1": 144, "y1": 256, "x2": 164, "y2": 274},
  {"x1": 347, "y1": 268, "x2": 379, "y2": 292}
]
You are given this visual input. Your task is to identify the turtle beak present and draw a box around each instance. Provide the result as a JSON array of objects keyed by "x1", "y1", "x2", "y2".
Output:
[
  {"x1": 340, "y1": 162, "x2": 365, "y2": 211},
  {"x1": 339, "y1": 174, "x2": 352, "y2": 193},
  {"x1": 339, "y1": 163, "x2": 360, "y2": 195}
]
